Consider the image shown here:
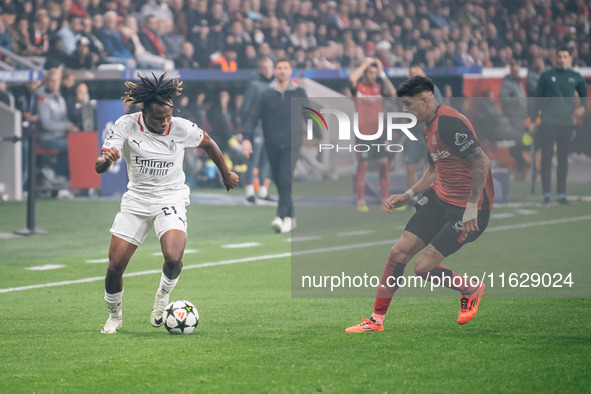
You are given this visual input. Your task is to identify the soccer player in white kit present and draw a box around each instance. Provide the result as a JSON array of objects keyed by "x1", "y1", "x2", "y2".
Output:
[{"x1": 96, "y1": 71, "x2": 239, "y2": 334}]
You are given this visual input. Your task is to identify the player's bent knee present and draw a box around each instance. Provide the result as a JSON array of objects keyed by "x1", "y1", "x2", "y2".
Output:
[
  {"x1": 106, "y1": 264, "x2": 125, "y2": 279},
  {"x1": 389, "y1": 245, "x2": 412, "y2": 264},
  {"x1": 163, "y1": 258, "x2": 183, "y2": 270}
]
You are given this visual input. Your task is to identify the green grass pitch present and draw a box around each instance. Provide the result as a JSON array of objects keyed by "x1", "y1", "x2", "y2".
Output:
[{"x1": 0, "y1": 180, "x2": 590, "y2": 393}]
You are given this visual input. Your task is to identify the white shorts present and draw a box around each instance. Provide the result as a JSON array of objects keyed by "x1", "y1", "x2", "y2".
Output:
[{"x1": 110, "y1": 194, "x2": 188, "y2": 246}]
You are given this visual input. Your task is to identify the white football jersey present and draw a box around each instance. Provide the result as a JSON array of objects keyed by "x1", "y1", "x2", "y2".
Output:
[{"x1": 101, "y1": 112, "x2": 205, "y2": 205}]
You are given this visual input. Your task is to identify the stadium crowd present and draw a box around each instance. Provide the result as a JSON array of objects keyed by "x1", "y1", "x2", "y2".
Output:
[
  {"x1": 0, "y1": 0, "x2": 590, "y2": 71},
  {"x1": 1, "y1": 0, "x2": 590, "y2": 201}
]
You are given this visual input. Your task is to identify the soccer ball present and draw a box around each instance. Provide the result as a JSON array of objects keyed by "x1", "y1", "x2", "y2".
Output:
[{"x1": 163, "y1": 300, "x2": 199, "y2": 335}]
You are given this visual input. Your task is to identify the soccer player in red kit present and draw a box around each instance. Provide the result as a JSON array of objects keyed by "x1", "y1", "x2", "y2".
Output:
[
  {"x1": 349, "y1": 57, "x2": 397, "y2": 212},
  {"x1": 346, "y1": 76, "x2": 494, "y2": 332}
]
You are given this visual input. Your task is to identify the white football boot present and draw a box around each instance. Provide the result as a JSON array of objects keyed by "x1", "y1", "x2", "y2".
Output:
[
  {"x1": 271, "y1": 217, "x2": 283, "y2": 233},
  {"x1": 101, "y1": 315, "x2": 122, "y2": 334},
  {"x1": 281, "y1": 217, "x2": 297, "y2": 233},
  {"x1": 150, "y1": 290, "x2": 169, "y2": 327}
]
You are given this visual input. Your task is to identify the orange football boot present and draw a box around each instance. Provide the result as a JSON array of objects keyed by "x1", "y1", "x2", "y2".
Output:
[
  {"x1": 458, "y1": 282, "x2": 486, "y2": 325},
  {"x1": 345, "y1": 317, "x2": 384, "y2": 333}
]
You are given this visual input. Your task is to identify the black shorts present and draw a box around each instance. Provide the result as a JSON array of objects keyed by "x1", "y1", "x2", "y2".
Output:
[{"x1": 404, "y1": 188, "x2": 490, "y2": 257}]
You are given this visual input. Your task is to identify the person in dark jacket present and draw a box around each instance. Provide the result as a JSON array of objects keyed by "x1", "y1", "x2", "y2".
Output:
[
  {"x1": 242, "y1": 59, "x2": 318, "y2": 233},
  {"x1": 66, "y1": 37, "x2": 96, "y2": 69},
  {"x1": 499, "y1": 62, "x2": 529, "y2": 177},
  {"x1": 529, "y1": 46, "x2": 588, "y2": 205},
  {"x1": 239, "y1": 57, "x2": 275, "y2": 205}
]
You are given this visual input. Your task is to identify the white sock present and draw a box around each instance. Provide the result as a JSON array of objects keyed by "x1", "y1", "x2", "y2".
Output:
[
  {"x1": 245, "y1": 184, "x2": 255, "y2": 197},
  {"x1": 105, "y1": 290, "x2": 123, "y2": 318},
  {"x1": 158, "y1": 271, "x2": 179, "y2": 295},
  {"x1": 258, "y1": 185, "x2": 268, "y2": 198}
]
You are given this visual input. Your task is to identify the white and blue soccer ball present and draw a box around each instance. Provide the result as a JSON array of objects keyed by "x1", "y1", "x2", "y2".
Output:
[{"x1": 164, "y1": 300, "x2": 199, "y2": 335}]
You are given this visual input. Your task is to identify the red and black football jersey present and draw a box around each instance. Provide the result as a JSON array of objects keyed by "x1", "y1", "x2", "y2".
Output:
[
  {"x1": 423, "y1": 105, "x2": 494, "y2": 210},
  {"x1": 351, "y1": 80, "x2": 384, "y2": 136}
]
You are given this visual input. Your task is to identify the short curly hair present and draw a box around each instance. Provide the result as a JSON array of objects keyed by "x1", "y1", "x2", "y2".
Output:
[{"x1": 397, "y1": 75, "x2": 434, "y2": 97}]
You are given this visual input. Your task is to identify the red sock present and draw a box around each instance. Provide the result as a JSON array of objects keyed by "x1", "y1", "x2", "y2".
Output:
[
  {"x1": 355, "y1": 160, "x2": 369, "y2": 203},
  {"x1": 378, "y1": 161, "x2": 390, "y2": 201},
  {"x1": 415, "y1": 264, "x2": 475, "y2": 294},
  {"x1": 373, "y1": 256, "x2": 407, "y2": 316}
]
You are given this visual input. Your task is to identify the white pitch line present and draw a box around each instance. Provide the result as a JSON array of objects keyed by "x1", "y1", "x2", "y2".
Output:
[
  {"x1": 486, "y1": 215, "x2": 591, "y2": 232},
  {"x1": 286, "y1": 236, "x2": 322, "y2": 242},
  {"x1": 491, "y1": 213, "x2": 515, "y2": 219},
  {"x1": 2, "y1": 215, "x2": 591, "y2": 294},
  {"x1": 151, "y1": 249, "x2": 198, "y2": 257},
  {"x1": 25, "y1": 264, "x2": 65, "y2": 271},
  {"x1": 337, "y1": 230, "x2": 375, "y2": 237},
  {"x1": 221, "y1": 242, "x2": 260, "y2": 249},
  {"x1": 86, "y1": 258, "x2": 109, "y2": 264},
  {"x1": 515, "y1": 209, "x2": 538, "y2": 215}
]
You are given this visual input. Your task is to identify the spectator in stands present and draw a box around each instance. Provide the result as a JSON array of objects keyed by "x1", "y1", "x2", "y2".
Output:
[
  {"x1": 29, "y1": 9, "x2": 51, "y2": 56},
  {"x1": 240, "y1": 44, "x2": 259, "y2": 69},
  {"x1": 10, "y1": 80, "x2": 40, "y2": 128},
  {"x1": 500, "y1": 62, "x2": 529, "y2": 179},
  {"x1": 120, "y1": 15, "x2": 173, "y2": 69},
  {"x1": 139, "y1": 15, "x2": 166, "y2": 58},
  {"x1": 57, "y1": 14, "x2": 83, "y2": 56},
  {"x1": 0, "y1": 19, "x2": 13, "y2": 56},
  {"x1": 8, "y1": 16, "x2": 35, "y2": 56},
  {"x1": 191, "y1": 20, "x2": 213, "y2": 68},
  {"x1": 98, "y1": 10, "x2": 136, "y2": 68},
  {"x1": 526, "y1": 57, "x2": 546, "y2": 97},
  {"x1": 66, "y1": 36, "x2": 96, "y2": 69},
  {"x1": 36, "y1": 68, "x2": 79, "y2": 186},
  {"x1": 67, "y1": 82, "x2": 90, "y2": 131},
  {"x1": 210, "y1": 45, "x2": 238, "y2": 72},
  {"x1": 141, "y1": 0, "x2": 173, "y2": 22},
  {"x1": 168, "y1": 0, "x2": 188, "y2": 39},
  {"x1": 187, "y1": 0, "x2": 209, "y2": 36},
  {"x1": 175, "y1": 41, "x2": 199, "y2": 69},
  {"x1": 44, "y1": 37, "x2": 67, "y2": 69},
  {"x1": 376, "y1": 41, "x2": 394, "y2": 68},
  {"x1": 61, "y1": 69, "x2": 77, "y2": 108},
  {"x1": 82, "y1": 14, "x2": 105, "y2": 60},
  {"x1": 159, "y1": 18, "x2": 184, "y2": 60},
  {"x1": 86, "y1": 0, "x2": 105, "y2": 16},
  {"x1": 500, "y1": 62, "x2": 528, "y2": 126}
]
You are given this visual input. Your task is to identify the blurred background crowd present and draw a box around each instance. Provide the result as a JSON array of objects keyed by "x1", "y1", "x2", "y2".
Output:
[
  {"x1": 0, "y1": 0, "x2": 590, "y2": 202},
  {"x1": 0, "y1": 0, "x2": 590, "y2": 71}
]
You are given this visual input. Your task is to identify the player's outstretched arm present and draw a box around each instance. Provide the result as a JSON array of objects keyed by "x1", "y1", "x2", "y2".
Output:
[
  {"x1": 376, "y1": 59, "x2": 397, "y2": 98},
  {"x1": 384, "y1": 163, "x2": 436, "y2": 213},
  {"x1": 199, "y1": 132, "x2": 239, "y2": 191},
  {"x1": 349, "y1": 57, "x2": 375, "y2": 86},
  {"x1": 463, "y1": 146, "x2": 491, "y2": 236},
  {"x1": 95, "y1": 147, "x2": 120, "y2": 174}
]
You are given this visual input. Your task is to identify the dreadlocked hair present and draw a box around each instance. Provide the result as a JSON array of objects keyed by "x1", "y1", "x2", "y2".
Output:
[{"x1": 121, "y1": 70, "x2": 183, "y2": 109}]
